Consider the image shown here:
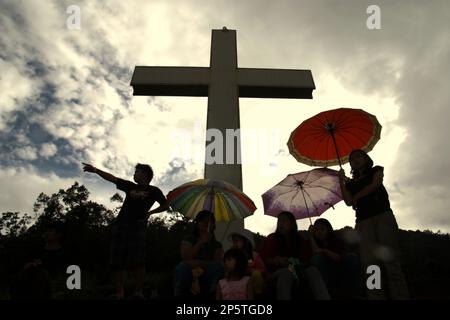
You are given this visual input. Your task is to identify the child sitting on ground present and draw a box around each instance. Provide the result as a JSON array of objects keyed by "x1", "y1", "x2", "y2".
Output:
[
  {"x1": 216, "y1": 248, "x2": 253, "y2": 300},
  {"x1": 229, "y1": 230, "x2": 266, "y2": 298}
]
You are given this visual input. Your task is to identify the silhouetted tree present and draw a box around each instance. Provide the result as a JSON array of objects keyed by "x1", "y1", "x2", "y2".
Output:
[{"x1": 0, "y1": 212, "x2": 31, "y2": 237}]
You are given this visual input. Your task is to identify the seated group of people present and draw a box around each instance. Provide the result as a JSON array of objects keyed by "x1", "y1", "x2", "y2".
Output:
[
  {"x1": 174, "y1": 210, "x2": 361, "y2": 300},
  {"x1": 8, "y1": 211, "x2": 359, "y2": 300}
]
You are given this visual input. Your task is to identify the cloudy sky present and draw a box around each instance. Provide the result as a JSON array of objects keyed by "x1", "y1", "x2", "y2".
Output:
[{"x1": 1, "y1": 0, "x2": 449, "y2": 235}]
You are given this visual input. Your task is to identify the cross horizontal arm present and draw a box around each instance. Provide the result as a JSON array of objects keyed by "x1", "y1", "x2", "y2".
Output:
[
  {"x1": 237, "y1": 68, "x2": 315, "y2": 99},
  {"x1": 130, "y1": 66, "x2": 210, "y2": 96}
]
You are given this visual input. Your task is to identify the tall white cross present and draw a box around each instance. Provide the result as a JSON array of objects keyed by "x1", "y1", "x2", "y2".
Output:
[{"x1": 131, "y1": 28, "x2": 315, "y2": 245}]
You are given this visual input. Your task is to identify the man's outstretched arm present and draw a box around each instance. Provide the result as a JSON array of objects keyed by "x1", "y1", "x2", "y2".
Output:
[{"x1": 82, "y1": 162, "x2": 118, "y2": 184}]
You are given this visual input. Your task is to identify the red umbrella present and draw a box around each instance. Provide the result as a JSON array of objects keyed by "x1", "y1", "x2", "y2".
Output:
[{"x1": 287, "y1": 108, "x2": 381, "y2": 167}]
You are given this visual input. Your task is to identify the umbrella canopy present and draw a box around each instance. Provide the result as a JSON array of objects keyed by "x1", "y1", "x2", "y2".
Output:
[
  {"x1": 287, "y1": 108, "x2": 381, "y2": 167},
  {"x1": 262, "y1": 168, "x2": 342, "y2": 223},
  {"x1": 167, "y1": 179, "x2": 256, "y2": 222}
]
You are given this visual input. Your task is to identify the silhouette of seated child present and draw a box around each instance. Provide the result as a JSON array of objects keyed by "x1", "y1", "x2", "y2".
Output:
[
  {"x1": 229, "y1": 230, "x2": 267, "y2": 298},
  {"x1": 216, "y1": 248, "x2": 253, "y2": 300}
]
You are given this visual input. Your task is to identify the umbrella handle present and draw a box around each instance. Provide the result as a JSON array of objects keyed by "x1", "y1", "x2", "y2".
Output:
[
  {"x1": 300, "y1": 189, "x2": 313, "y2": 226},
  {"x1": 329, "y1": 129, "x2": 343, "y2": 168}
]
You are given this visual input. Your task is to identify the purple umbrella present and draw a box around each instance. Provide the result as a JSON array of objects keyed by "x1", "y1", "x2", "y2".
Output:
[{"x1": 262, "y1": 168, "x2": 343, "y2": 224}]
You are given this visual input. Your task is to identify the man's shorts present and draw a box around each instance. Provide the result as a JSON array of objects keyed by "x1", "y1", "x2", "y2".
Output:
[{"x1": 110, "y1": 221, "x2": 146, "y2": 269}]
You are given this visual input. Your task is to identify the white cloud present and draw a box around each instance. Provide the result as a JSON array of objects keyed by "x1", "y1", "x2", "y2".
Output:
[
  {"x1": 0, "y1": 58, "x2": 36, "y2": 132},
  {"x1": 15, "y1": 146, "x2": 38, "y2": 161},
  {"x1": 0, "y1": 165, "x2": 126, "y2": 218},
  {"x1": 0, "y1": 166, "x2": 71, "y2": 214},
  {"x1": 39, "y1": 143, "x2": 58, "y2": 158}
]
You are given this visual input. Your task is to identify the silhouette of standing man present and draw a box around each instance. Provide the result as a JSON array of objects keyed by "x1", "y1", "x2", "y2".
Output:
[{"x1": 82, "y1": 162, "x2": 169, "y2": 299}]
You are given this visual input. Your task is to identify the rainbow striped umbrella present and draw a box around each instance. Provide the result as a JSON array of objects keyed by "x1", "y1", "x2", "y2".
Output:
[{"x1": 167, "y1": 179, "x2": 257, "y2": 222}]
